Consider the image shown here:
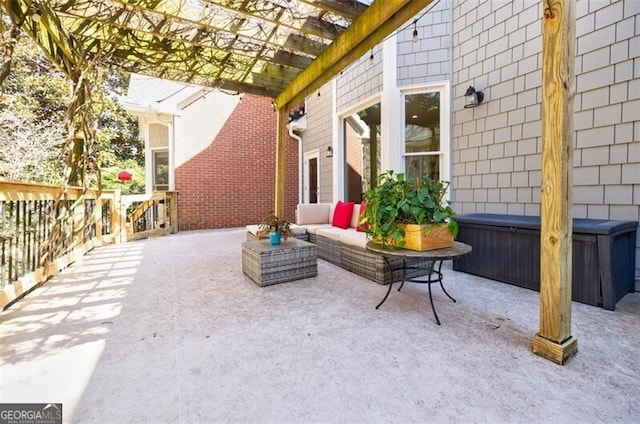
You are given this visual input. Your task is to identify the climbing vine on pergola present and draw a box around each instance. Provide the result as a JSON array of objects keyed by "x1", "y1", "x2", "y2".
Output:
[{"x1": 1, "y1": 0, "x2": 428, "y2": 195}]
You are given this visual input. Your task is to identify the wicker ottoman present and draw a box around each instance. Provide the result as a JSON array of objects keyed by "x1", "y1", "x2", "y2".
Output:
[{"x1": 242, "y1": 238, "x2": 317, "y2": 287}]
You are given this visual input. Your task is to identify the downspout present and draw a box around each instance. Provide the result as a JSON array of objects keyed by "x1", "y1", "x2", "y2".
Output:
[{"x1": 287, "y1": 125, "x2": 304, "y2": 204}]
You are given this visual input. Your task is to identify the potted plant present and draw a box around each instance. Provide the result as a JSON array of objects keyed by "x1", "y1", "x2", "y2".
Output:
[
  {"x1": 360, "y1": 170, "x2": 458, "y2": 250},
  {"x1": 257, "y1": 211, "x2": 294, "y2": 245}
]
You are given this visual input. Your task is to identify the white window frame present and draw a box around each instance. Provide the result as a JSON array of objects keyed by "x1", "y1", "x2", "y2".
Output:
[
  {"x1": 400, "y1": 82, "x2": 451, "y2": 187},
  {"x1": 152, "y1": 149, "x2": 169, "y2": 191},
  {"x1": 337, "y1": 94, "x2": 382, "y2": 199},
  {"x1": 303, "y1": 149, "x2": 320, "y2": 204}
]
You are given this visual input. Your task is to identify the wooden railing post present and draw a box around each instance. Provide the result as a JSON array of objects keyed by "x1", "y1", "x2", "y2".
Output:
[{"x1": 114, "y1": 189, "x2": 125, "y2": 243}]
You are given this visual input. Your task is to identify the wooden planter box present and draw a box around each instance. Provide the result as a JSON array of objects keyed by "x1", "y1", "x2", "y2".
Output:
[
  {"x1": 388, "y1": 223, "x2": 454, "y2": 251},
  {"x1": 452, "y1": 214, "x2": 637, "y2": 310}
]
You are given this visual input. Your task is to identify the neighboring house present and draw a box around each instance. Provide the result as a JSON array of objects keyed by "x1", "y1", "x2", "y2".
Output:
[
  {"x1": 123, "y1": 74, "x2": 299, "y2": 230},
  {"x1": 296, "y1": 0, "x2": 639, "y2": 283}
]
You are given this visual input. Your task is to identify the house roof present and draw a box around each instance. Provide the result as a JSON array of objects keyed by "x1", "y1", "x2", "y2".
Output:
[
  {"x1": 4, "y1": 0, "x2": 431, "y2": 110},
  {"x1": 125, "y1": 74, "x2": 193, "y2": 105},
  {"x1": 123, "y1": 74, "x2": 209, "y2": 115}
]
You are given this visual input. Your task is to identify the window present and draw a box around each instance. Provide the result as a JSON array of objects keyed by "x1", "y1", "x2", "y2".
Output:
[
  {"x1": 343, "y1": 102, "x2": 381, "y2": 201},
  {"x1": 403, "y1": 90, "x2": 446, "y2": 183},
  {"x1": 153, "y1": 150, "x2": 169, "y2": 191}
]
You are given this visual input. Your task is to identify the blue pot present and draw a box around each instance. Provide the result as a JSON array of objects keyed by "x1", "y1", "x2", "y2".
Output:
[{"x1": 269, "y1": 231, "x2": 281, "y2": 245}]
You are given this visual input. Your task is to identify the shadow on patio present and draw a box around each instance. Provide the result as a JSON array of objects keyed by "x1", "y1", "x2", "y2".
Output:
[{"x1": 1, "y1": 228, "x2": 639, "y2": 423}]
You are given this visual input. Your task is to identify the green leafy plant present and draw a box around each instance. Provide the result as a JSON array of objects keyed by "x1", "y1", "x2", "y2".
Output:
[
  {"x1": 361, "y1": 170, "x2": 458, "y2": 249},
  {"x1": 257, "y1": 211, "x2": 293, "y2": 241}
]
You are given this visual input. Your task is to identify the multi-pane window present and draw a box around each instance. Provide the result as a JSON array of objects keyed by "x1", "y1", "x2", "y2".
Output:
[{"x1": 403, "y1": 91, "x2": 443, "y2": 184}]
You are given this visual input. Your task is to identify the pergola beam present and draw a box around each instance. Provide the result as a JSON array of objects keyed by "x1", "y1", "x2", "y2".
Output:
[
  {"x1": 275, "y1": 0, "x2": 432, "y2": 112},
  {"x1": 6, "y1": 0, "x2": 370, "y2": 98},
  {"x1": 299, "y1": 0, "x2": 368, "y2": 20},
  {"x1": 60, "y1": 0, "x2": 333, "y2": 59},
  {"x1": 273, "y1": 0, "x2": 431, "y2": 217}
]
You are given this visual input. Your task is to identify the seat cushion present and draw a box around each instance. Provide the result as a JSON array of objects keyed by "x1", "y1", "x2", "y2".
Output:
[
  {"x1": 332, "y1": 201, "x2": 354, "y2": 229},
  {"x1": 296, "y1": 203, "x2": 332, "y2": 225}
]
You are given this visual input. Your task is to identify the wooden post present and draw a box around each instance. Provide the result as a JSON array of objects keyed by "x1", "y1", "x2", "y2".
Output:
[
  {"x1": 532, "y1": 0, "x2": 578, "y2": 364},
  {"x1": 274, "y1": 107, "x2": 287, "y2": 218}
]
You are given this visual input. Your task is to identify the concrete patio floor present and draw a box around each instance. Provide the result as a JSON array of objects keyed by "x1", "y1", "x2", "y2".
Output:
[{"x1": 1, "y1": 228, "x2": 639, "y2": 423}]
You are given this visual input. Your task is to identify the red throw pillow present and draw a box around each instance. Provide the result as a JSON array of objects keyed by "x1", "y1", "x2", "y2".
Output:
[
  {"x1": 357, "y1": 201, "x2": 368, "y2": 232},
  {"x1": 332, "y1": 201, "x2": 354, "y2": 229}
]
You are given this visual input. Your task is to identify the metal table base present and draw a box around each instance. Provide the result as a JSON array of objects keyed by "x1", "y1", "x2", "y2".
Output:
[{"x1": 367, "y1": 242, "x2": 472, "y2": 325}]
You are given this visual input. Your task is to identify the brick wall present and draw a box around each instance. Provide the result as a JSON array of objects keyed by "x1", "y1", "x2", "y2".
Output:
[{"x1": 175, "y1": 94, "x2": 299, "y2": 230}]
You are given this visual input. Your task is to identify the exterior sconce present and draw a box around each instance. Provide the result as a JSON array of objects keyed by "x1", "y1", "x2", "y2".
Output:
[
  {"x1": 464, "y1": 86, "x2": 484, "y2": 108},
  {"x1": 326, "y1": 146, "x2": 333, "y2": 158}
]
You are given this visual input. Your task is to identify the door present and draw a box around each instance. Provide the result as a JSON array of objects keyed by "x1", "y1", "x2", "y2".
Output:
[{"x1": 303, "y1": 151, "x2": 319, "y2": 203}]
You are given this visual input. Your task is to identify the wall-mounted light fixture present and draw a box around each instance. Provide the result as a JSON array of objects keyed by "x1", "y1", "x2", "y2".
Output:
[
  {"x1": 326, "y1": 145, "x2": 333, "y2": 158},
  {"x1": 412, "y1": 20, "x2": 418, "y2": 43},
  {"x1": 464, "y1": 86, "x2": 484, "y2": 108}
]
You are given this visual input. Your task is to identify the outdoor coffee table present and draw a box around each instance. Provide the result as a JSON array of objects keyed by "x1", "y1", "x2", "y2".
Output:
[
  {"x1": 366, "y1": 241, "x2": 472, "y2": 325},
  {"x1": 242, "y1": 238, "x2": 317, "y2": 287}
]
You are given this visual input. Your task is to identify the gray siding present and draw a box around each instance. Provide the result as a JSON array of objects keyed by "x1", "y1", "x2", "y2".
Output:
[
  {"x1": 451, "y1": 0, "x2": 640, "y2": 280},
  {"x1": 301, "y1": 0, "x2": 639, "y2": 281},
  {"x1": 336, "y1": 45, "x2": 383, "y2": 112},
  {"x1": 302, "y1": 82, "x2": 334, "y2": 202},
  {"x1": 397, "y1": 0, "x2": 452, "y2": 86}
]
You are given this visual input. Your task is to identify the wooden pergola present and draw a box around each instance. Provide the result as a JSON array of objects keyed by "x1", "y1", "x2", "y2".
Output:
[
  {"x1": 1, "y1": 0, "x2": 578, "y2": 364},
  {"x1": 2, "y1": 0, "x2": 432, "y2": 206}
]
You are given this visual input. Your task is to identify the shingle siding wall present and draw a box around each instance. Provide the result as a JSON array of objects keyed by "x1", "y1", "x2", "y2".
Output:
[
  {"x1": 452, "y1": 0, "x2": 639, "y2": 282},
  {"x1": 303, "y1": 82, "x2": 334, "y2": 202},
  {"x1": 336, "y1": 45, "x2": 383, "y2": 113},
  {"x1": 397, "y1": 1, "x2": 452, "y2": 86}
]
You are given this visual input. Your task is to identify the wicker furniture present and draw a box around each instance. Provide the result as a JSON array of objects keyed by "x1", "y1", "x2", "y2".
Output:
[
  {"x1": 241, "y1": 238, "x2": 317, "y2": 287},
  {"x1": 244, "y1": 202, "x2": 433, "y2": 285}
]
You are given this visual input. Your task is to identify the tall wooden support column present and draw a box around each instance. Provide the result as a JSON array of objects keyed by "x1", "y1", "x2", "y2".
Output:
[
  {"x1": 274, "y1": 107, "x2": 287, "y2": 218},
  {"x1": 532, "y1": 0, "x2": 578, "y2": 364}
]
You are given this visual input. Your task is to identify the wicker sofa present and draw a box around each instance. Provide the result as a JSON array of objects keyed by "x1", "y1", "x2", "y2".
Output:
[{"x1": 248, "y1": 203, "x2": 429, "y2": 285}]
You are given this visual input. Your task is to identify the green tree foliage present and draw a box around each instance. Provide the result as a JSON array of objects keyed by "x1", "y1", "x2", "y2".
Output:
[{"x1": 0, "y1": 18, "x2": 144, "y2": 191}]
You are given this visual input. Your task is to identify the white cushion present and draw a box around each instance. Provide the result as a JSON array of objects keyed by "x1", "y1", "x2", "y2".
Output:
[
  {"x1": 339, "y1": 230, "x2": 368, "y2": 249},
  {"x1": 304, "y1": 224, "x2": 332, "y2": 234},
  {"x1": 297, "y1": 203, "x2": 332, "y2": 225},
  {"x1": 246, "y1": 224, "x2": 260, "y2": 235},
  {"x1": 316, "y1": 227, "x2": 343, "y2": 241},
  {"x1": 350, "y1": 203, "x2": 361, "y2": 228}
]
